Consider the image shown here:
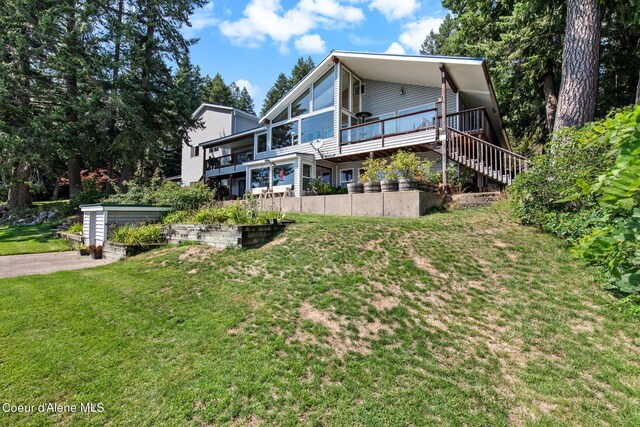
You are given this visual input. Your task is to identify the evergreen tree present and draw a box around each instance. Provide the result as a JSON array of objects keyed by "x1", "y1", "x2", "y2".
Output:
[
  {"x1": 236, "y1": 87, "x2": 256, "y2": 116},
  {"x1": 290, "y1": 56, "x2": 315, "y2": 87},
  {"x1": 261, "y1": 73, "x2": 291, "y2": 116},
  {"x1": 201, "y1": 73, "x2": 234, "y2": 106}
]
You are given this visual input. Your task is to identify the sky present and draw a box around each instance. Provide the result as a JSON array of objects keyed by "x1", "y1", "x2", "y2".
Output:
[{"x1": 185, "y1": 0, "x2": 448, "y2": 113}]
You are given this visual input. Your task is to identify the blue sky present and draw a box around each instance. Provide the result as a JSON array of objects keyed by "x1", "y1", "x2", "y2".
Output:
[{"x1": 185, "y1": 0, "x2": 448, "y2": 112}]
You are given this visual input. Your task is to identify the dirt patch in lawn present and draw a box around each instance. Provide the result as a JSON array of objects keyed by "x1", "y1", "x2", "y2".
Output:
[{"x1": 178, "y1": 245, "x2": 221, "y2": 261}]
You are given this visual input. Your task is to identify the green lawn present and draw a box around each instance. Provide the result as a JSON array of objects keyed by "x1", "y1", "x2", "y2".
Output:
[
  {"x1": 0, "y1": 204, "x2": 638, "y2": 426},
  {"x1": 0, "y1": 223, "x2": 72, "y2": 256}
]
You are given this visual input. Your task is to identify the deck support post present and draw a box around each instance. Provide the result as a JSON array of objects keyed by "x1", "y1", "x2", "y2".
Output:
[{"x1": 440, "y1": 65, "x2": 448, "y2": 193}]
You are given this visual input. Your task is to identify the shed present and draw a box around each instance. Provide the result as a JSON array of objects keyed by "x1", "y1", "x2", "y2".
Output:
[{"x1": 80, "y1": 204, "x2": 172, "y2": 246}]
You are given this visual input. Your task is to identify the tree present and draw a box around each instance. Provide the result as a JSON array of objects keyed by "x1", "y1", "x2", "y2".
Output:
[
  {"x1": 201, "y1": 73, "x2": 234, "y2": 106},
  {"x1": 553, "y1": 0, "x2": 602, "y2": 131},
  {"x1": 261, "y1": 73, "x2": 290, "y2": 116},
  {"x1": 236, "y1": 87, "x2": 256, "y2": 115},
  {"x1": 260, "y1": 56, "x2": 316, "y2": 116}
]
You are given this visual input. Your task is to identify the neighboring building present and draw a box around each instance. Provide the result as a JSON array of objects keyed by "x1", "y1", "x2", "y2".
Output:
[
  {"x1": 183, "y1": 51, "x2": 527, "y2": 198},
  {"x1": 181, "y1": 104, "x2": 260, "y2": 186}
]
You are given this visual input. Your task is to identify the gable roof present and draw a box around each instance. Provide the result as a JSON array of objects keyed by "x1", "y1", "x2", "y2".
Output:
[
  {"x1": 260, "y1": 50, "x2": 509, "y2": 148},
  {"x1": 192, "y1": 103, "x2": 259, "y2": 122}
]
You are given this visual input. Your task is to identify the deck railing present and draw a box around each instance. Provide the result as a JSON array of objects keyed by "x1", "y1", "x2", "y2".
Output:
[
  {"x1": 205, "y1": 150, "x2": 253, "y2": 171},
  {"x1": 441, "y1": 107, "x2": 498, "y2": 145},
  {"x1": 447, "y1": 128, "x2": 529, "y2": 185},
  {"x1": 340, "y1": 107, "x2": 439, "y2": 146}
]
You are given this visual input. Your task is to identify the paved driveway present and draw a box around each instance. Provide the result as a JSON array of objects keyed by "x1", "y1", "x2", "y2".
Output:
[{"x1": 0, "y1": 251, "x2": 114, "y2": 279}]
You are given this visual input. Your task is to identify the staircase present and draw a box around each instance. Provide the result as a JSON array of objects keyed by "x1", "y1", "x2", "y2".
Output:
[{"x1": 439, "y1": 108, "x2": 530, "y2": 185}]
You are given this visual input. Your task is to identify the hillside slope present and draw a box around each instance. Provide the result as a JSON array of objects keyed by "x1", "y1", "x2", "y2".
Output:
[{"x1": 1, "y1": 204, "x2": 638, "y2": 426}]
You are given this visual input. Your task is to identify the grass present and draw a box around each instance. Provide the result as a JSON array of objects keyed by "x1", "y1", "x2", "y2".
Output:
[
  {"x1": 0, "y1": 223, "x2": 72, "y2": 256},
  {"x1": 0, "y1": 203, "x2": 638, "y2": 426}
]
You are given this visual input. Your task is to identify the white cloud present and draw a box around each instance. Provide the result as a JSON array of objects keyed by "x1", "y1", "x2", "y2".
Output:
[
  {"x1": 396, "y1": 16, "x2": 443, "y2": 53},
  {"x1": 234, "y1": 79, "x2": 260, "y2": 98},
  {"x1": 369, "y1": 0, "x2": 420, "y2": 21},
  {"x1": 183, "y1": 2, "x2": 218, "y2": 37},
  {"x1": 294, "y1": 34, "x2": 327, "y2": 53},
  {"x1": 384, "y1": 42, "x2": 406, "y2": 54},
  {"x1": 219, "y1": 0, "x2": 365, "y2": 52}
]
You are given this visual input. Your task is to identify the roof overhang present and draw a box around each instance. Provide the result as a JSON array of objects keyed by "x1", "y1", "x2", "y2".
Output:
[
  {"x1": 199, "y1": 126, "x2": 268, "y2": 148},
  {"x1": 260, "y1": 51, "x2": 509, "y2": 148},
  {"x1": 191, "y1": 103, "x2": 258, "y2": 121}
]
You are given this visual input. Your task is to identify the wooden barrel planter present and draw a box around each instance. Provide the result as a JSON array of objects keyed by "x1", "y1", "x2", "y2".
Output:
[
  {"x1": 347, "y1": 182, "x2": 364, "y2": 194},
  {"x1": 364, "y1": 182, "x2": 381, "y2": 193},
  {"x1": 381, "y1": 180, "x2": 398, "y2": 192},
  {"x1": 398, "y1": 179, "x2": 418, "y2": 191}
]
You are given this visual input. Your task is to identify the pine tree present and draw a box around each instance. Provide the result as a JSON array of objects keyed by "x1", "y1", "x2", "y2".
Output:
[
  {"x1": 261, "y1": 73, "x2": 291, "y2": 116},
  {"x1": 236, "y1": 87, "x2": 256, "y2": 116},
  {"x1": 201, "y1": 73, "x2": 234, "y2": 106},
  {"x1": 290, "y1": 56, "x2": 315, "y2": 87}
]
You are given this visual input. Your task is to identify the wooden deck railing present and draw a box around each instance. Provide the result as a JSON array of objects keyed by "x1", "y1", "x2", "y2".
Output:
[
  {"x1": 440, "y1": 107, "x2": 498, "y2": 145},
  {"x1": 205, "y1": 150, "x2": 253, "y2": 171},
  {"x1": 447, "y1": 128, "x2": 529, "y2": 185}
]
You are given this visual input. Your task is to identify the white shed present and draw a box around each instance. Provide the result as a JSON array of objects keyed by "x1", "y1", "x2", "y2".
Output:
[{"x1": 80, "y1": 204, "x2": 172, "y2": 246}]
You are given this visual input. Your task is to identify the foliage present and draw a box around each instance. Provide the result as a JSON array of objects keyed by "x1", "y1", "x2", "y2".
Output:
[
  {"x1": 66, "y1": 223, "x2": 83, "y2": 235},
  {"x1": 106, "y1": 171, "x2": 216, "y2": 211},
  {"x1": 511, "y1": 107, "x2": 640, "y2": 294},
  {"x1": 260, "y1": 57, "x2": 315, "y2": 116},
  {"x1": 307, "y1": 179, "x2": 348, "y2": 195},
  {"x1": 388, "y1": 150, "x2": 421, "y2": 180},
  {"x1": 162, "y1": 199, "x2": 280, "y2": 226},
  {"x1": 110, "y1": 224, "x2": 165, "y2": 247},
  {"x1": 358, "y1": 158, "x2": 386, "y2": 183},
  {"x1": 74, "y1": 179, "x2": 106, "y2": 207}
]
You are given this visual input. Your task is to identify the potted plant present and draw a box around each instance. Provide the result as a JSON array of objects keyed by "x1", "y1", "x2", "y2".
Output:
[
  {"x1": 359, "y1": 158, "x2": 385, "y2": 193},
  {"x1": 390, "y1": 150, "x2": 421, "y2": 191},
  {"x1": 346, "y1": 181, "x2": 364, "y2": 194},
  {"x1": 87, "y1": 244, "x2": 103, "y2": 259},
  {"x1": 381, "y1": 165, "x2": 399, "y2": 192},
  {"x1": 76, "y1": 244, "x2": 89, "y2": 256},
  {"x1": 416, "y1": 160, "x2": 434, "y2": 192}
]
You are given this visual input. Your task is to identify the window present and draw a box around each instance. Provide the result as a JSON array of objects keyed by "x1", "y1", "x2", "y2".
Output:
[
  {"x1": 352, "y1": 78, "x2": 361, "y2": 114},
  {"x1": 257, "y1": 133, "x2": 267, "y2": 153},
  {"x1": 317, "y1": 166, "x2": 332, "y2": 185},
  {"x1": 340, "y1": 169, "x2": 354, "y2": 187},
  {"x1": 313, "y1": 69, "x2": 334, "y2": 111},
  {"x1": 271, "y1": 121, "x2": 298, "y2": 149},
  {"x1": 274, "y1": 107, "x2": 288, "y2": 123},
  {"x1": 302, "y1": 164, "x2": 313, "y2": 190},
  {"x1": 190, "y1": 146, "x2": 200, "y2": 157},
  {"x1": 340, "y1": 68, "x2": 350, "y2": 110},
  {"x1": 301, "y1": 111, "x2": 334, "y2": 144},
  {"x1": 250, "y1": 167, "x2": 270, "y2": 188},
  {"x1": 291, "y1": 89, "x2": 310, "y2": 118},
  {"x1": 272, "y1": 163, "x2": 295, "y2": 187}
]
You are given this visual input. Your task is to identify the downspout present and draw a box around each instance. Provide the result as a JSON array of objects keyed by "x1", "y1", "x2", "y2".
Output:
[{"x1": 440, "y1": 65, "x2": 448, "y2": 193}]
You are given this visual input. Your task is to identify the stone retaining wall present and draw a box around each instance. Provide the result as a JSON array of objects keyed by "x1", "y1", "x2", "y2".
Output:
[
  {"x1": 103, "y1": 242, "x2": 166, "y2": 260},
  {"x1": 248, "y1": 191, "x2": 441, "y2": 218},
  {"x1": 165, "y1": 223, "x2": 287, "y2": 249}
]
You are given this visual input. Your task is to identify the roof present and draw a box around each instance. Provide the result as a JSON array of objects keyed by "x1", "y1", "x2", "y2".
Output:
[
  {"x1": 199, "y1": 125, "x2": 268, "y2": 148},
  {"x1": 260, "y1": 50, "x2": 509, "y2": 148},
  {"x1": 191, "y1": 103, "x2": 259, "y2": 122},
  {"x1": 80, "y1": 204, "x2": 173, "y2": 212}
]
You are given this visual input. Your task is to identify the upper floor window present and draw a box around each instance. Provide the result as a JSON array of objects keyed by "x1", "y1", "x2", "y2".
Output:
[
  {"x1": 271, "y1": 121, "x2": 298, "y2": 149},
  {"x1": 256, "y1": 133, "x2": 267, "y2": 153},
  {"x1": 291, "y1": 89, "x2": 310, "y2": 118},
  {"x1": 274, "y1": 107, "x2": 288, "y2": 123},
  {"x1": 313, "y1": 69, "x2": 334, "y2": 111},
  {"x1": 190, "y1": 146, "x2": 200, "y2": 157}
]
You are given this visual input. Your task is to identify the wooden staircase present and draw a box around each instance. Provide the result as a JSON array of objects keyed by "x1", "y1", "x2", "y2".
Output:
[{"x1": 438, "y1": 108, "x2": 530, "y2": 185}]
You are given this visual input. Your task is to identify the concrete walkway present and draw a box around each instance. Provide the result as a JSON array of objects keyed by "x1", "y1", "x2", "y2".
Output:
[{"x1": 0, "y1": 251, "x2": 114, "y2": 279}]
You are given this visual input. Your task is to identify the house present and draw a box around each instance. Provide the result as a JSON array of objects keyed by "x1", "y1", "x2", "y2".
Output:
[
  {"x1": 185, "y1": 51, "x2": 528, "y2": 198},
  {"x1": 181, "y1": 104, "x2": 260, "y2": 186}
]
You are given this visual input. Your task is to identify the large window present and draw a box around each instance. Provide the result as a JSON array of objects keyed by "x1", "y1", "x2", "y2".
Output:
[
  {"x1": 291, "y1": 89, "x2": 310, "y2": 118},
  {"x1": 257, "y1": 133, "x2": 267, "y2": 153},
  {"x1": 340, "y1": 169, "x2": 354, "y2": 187},
  {"x1": 341, "y1": 69, "x2": 350, "y2": 109},
  {"x1": 317, "y1": 166, "x2": 332, "y2": 185},
  {"x1": 301, "y1": 111, "x2": 334, "y2": 144},
  {"x1": 251, "y1": 167, "x2": 270, "y2": 188},
  {"x1": 272, "y1": 163, "x2": 295, "y2": 187},
  {"x1": 274, "y1": 108, "x2": 288, "y2": 123},
  {"x1": 313, "y1": 70, "x2": 334, "y2": 110},
  {"x1": 271, "y1": 121, "x2": 298, "y2": 149}
]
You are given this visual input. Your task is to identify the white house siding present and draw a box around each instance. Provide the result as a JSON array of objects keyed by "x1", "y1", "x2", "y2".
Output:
[
  {"x1": 233, "y1": 113, "x2": 260, "y2": 133},
  {"x1": 106, "y1": 211, "x2": 167, "y2": 224},
  {"x1": 361, "y1": 80, "x2": 457, "y2": 118},
  {"x1": 95, "y1": 212, "x2": 105, "y2": 245}
]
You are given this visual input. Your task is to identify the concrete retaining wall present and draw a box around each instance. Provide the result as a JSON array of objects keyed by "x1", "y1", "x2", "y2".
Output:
[
  {"x1": 103, "y1": 242, "x2": 165, "y2": 260},
  {"x1": 254, "y1": 191, "x2": 441, "y2": 218},
  {"x1": 165, "y1": 223, "x2": 287, "y2": 248}
]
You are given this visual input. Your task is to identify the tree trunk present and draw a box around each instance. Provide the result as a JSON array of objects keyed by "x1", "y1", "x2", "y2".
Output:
[
  {"x1": 119, "y1": 163, "x2": 132, "y2": 191},
  {"x1": 7, "y1": 163, "x2": 32, "y2": 210},
  {"x1": 68, "y1": 156, "x2": 83, "y2": 202},
  {"x1": 553, "y1": 0, "x2": 601, "y2": 131},
  {"x1": 543, "y1": 65, "x2": 558, "y2": 134}
]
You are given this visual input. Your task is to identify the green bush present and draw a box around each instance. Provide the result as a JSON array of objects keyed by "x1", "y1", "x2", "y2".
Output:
[
  {"x1": 162, "y1": 210, "x2": 193, "y2": 224},
  {"x1": 359, "y1": 158, "x2": 386, "y2": 183},
  {"x1": 74, "y1": 178, "x2": 106, "y2": 206},
  {"x1": 66, "y1": 222, "x2": 83, "y2": 235},
  {"x1": 389, "y1": 150, "x2": 421, "y2": 180},
  {"x1": 106, "y1": 169, "x2": 215, "y2": 210},
  {"x1": 510, "y1": 106, "x2": 640, "y2": 296},
  {"x1": 109, "y1": 223, "x2": 166, "y2": 246},
  {"x1": 162, "y1": 200, "x2": 278, "y2": 226}
]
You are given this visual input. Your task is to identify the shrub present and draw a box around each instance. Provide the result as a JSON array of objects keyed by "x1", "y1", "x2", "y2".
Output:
[
  {"x1": 162, "y1": 210, "x2": 193, "y2": 224},
  {"x1": 106, "y1": 169, "x2": 215, "y2": 210},
  {"x1": 359, "y1": 158, "x2": 386, "y2": 183},
  {"x1": 66, "y1": 222, "x2": 83, "y2": 235},
  {"x1": 109, "y1": 223, "x2": 166, "y2": 246},
  {"x1": 389, "y1": 150, "x2": 422, "y2": 180},
  {"x1": 74, "y1": 178, "x2": 106, "y2": 206},
  {"x1": 162, "y1": 200, "x2": 277, "y2": 226}
]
